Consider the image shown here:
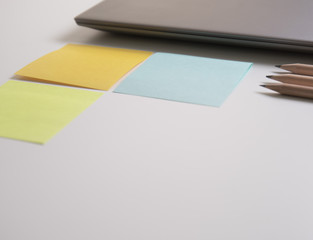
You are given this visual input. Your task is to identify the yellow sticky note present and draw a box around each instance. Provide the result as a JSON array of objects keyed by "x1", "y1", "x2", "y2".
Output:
[
  {"x1": 0, "y1": 80, "x2": 103, "y2": 144},
  {"x1": 15, "y1": 44, "x2": 153, "y2": 91}
]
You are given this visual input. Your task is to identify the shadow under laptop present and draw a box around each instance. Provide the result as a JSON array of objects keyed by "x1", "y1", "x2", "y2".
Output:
[{"x1": 57, "y1": 27, "x2": 313, "y2": 66}]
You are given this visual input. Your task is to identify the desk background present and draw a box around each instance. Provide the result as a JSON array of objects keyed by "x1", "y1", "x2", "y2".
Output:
[{"x1": 1, "y1": 0, "x2": 313, "y2": 239}]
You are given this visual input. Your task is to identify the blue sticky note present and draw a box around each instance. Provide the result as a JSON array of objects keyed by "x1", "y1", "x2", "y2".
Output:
[{"x1": 114, "y1": 52, "x2": 252, "y2": 107}]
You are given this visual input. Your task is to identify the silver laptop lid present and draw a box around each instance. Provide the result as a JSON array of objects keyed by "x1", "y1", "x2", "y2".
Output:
[{"x1": 75, "y1": 0, "x2": 313, "y2": 52}]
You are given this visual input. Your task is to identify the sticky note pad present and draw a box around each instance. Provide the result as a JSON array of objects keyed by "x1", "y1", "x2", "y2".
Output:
[
  {"x1": 0, "y1": 80, "x2": 103, "y2": 144},
  {"x1": 15, "y1": 44, "x2": 153, "y2": 91},
  {"x1": 114, "y1": 52, "x2": 252, "y2": 107}
]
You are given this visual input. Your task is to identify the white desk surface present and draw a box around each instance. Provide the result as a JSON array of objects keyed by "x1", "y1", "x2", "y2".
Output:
[{"x1": 1, "y1": 1, "x2": 313, "y2": 239}]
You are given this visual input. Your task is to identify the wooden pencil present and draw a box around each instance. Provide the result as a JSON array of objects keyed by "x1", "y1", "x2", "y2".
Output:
[
  {"x1": 276, "y1": 63, "x2": 313, "y2": 76},
  {"x1": 266, "y1": 74, "x2": 313, "y2": 87},
  {"x1": 261, "y1": 83, "x2": 313, "y2": 99}
]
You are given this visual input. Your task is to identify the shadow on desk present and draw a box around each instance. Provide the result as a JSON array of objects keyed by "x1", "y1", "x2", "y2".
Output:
[
  {"x1": 259, "y1": 92, "x2": 313, "y2": 104},
  {"x1": 57, "y1": 27, "x2": 313, "y2": 66}
]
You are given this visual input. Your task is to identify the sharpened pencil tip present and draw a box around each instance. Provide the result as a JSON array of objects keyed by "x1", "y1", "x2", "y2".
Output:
[
  {"x1": 260, "y1": 85, "x2": 266, "y2": 88},
  {"x1": 275, "y1": 64, "x2": 282, "y2": 68},
  {"x1": 266, "y1": 75, "x2": 273, "y2": 79}
]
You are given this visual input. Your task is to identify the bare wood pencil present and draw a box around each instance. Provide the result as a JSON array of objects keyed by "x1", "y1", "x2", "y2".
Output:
[
  {"x1": 261, "y1": 83, "x2": 313, "y2": 99},
  {"x1": 267, "y1": 74, "x2": 313, "y2": 87},
  {"x1": 276, "y1": 63, "x2": 313, "y2": 76}
]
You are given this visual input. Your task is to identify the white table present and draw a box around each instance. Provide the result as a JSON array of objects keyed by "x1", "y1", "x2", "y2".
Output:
[{"x1": 1, "y1": 1, "x2": 313, "y2": 239}]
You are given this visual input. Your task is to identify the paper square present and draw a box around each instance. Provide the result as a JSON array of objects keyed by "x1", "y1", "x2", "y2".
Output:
[
  {"x1": 114, "y1": 52, "x2": 252, "y2": 106},
  {"x1": 0, "y1": 80, "x2": 103, "y2": 144},
  {"x1": 15, "y1": 44, "x2": 153, "y2": 91}
]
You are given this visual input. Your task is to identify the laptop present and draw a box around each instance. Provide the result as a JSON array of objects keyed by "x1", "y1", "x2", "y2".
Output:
[{"x1": 75, "y1": 0, "x2": 313, "y2": 52}]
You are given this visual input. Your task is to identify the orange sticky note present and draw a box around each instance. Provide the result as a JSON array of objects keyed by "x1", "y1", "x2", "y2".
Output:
[{"x1": 15, "y1": 44, "x2": 153, "y2": 90}]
